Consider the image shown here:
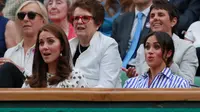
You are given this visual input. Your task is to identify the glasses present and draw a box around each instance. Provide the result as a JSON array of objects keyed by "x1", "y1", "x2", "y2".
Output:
[
  {"x1": 17, "y1": 11, "x2": 42, "y2": 20},
  {"x1": 71, "y1": 16, "x2": 94, "y2": 24}
]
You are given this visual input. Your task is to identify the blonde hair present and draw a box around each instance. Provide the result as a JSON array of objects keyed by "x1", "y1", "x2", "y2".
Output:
[{"x1": 15, "y1": 0, "x2": 48, "y2": 24}]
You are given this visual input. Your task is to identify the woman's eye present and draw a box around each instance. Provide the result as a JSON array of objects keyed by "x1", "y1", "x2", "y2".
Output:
[
  {"x1": 74, "y1": 16, "x2": 79, "y2": 21},
  {"x1": 39, "y1": 41, "x2": 44, "y2": 46},
  {"x1": 48, "y1": 1, "x2": 53, "y2": 5},
  {"x1": 56, "y1": 0, "x2": 62, "y2": 4},
  {"x1": 144, "y1": 44, "x2": 150, "y2": 50},
  {"x1": 48, "y1": 39, "x2": 54, "y2": 44},
  {"x1": 154, "y1": 44, "x2": 161, "y2": 50},
  {"x1": 83, "y1": 16, "x2": 89, "y2": 21}
]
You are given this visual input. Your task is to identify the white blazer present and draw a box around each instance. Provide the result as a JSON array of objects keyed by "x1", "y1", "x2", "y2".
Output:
[
  {"x1": 69, "y1": 31, "x2": 122, "y2": 88},
  {"x1": 132, "y1": 34, "x2": 198, "y2": 84}
]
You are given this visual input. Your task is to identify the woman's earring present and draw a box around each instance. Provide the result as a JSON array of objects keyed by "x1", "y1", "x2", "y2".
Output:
[{"x1": 60, "y1": 53, "x2": 62, "y2": 56}]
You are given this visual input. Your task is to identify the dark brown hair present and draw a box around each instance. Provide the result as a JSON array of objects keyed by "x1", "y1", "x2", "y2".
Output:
[
  {"x1": 0, "y1": 0, "x2": 5, "y2": 12},
  {"x1": 120, "y1": 0, "x2": 135, "y2": 13},
  {"x1": 104, "y1": 0, "x2": 121, "y2": 17},
  {"x1": 143, "y1": 31, "x2": 175, "y2": 67},
  {"x1": 68, "y1": 0, "x2": 105, "y2": 25},
  {"x1": 151, "y1": 0, "x2": 179, "y2": 34},
  {"x1": 27, "y1": 23, "x2": 72, "y2": 87}
]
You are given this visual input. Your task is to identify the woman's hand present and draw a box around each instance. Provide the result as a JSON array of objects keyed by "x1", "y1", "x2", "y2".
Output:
[
  {"x1": 122, "y1": 67, "x2": 138, "y2": 78},
  {"x1": 0, "y1": 58, "x2": 24, "y2": 72},
  {"x1": 0, "y1": 58, "x2": 13, "y2": 65}
]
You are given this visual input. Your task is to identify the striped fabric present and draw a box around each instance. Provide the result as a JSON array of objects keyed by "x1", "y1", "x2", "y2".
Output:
[{"x1": 123, "y1": 67, "x2": 191, "y2": 88}]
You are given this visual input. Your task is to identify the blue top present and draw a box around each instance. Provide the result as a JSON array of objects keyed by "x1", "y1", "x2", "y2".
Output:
[
  {"x1": 123, "y1": 67, "x2": 191, "y2": 88},
  {"x1": 0, "y1": 16, "x2": 9, "y2": 57},
  {"x1": 99, "y1": 1, "x2": 121, "y2": 36}
]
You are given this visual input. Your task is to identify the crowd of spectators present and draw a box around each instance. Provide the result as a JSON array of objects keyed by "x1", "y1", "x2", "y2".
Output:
[{"x1": 0, "y1": 0, "x2": 200, "y2": 88}]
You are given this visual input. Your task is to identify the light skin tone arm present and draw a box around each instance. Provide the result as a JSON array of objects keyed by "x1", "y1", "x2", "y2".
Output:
[{"x1": 5, "y1": 20, "x2": 17, "y2": 48}]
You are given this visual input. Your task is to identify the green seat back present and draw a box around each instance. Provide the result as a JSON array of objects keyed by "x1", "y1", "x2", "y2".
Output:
[
  {"x1": 120, "y1": 71, "x2": 128, "y2": 87},
  {"x1": 194, "y1": 76, "x2": 200, "y2": 86}
]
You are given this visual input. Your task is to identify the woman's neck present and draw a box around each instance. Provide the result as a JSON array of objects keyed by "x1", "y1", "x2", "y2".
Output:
[
  {"x1": 79, "y1": 37, "x2": 91, "y2": 47},
  {"x1": 23, "y1": 36, "x2": 37, "y2": 54},
  {"x1": 53, "y1": 18, "x2": 69, "y2": 35},
  {"x1": 79, "y1": 31, "x2": 96, "y2": 47},
  {"x1": 149, "y1": 63, "x2": 166, "y2": 80},
  {"x1": 48, "y1": 62, "x2": 57, "y2": 75}
]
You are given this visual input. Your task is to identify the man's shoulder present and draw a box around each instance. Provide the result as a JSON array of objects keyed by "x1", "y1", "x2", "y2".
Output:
[{"x1": 114, "y1": 12, "x2": 135, "y2": 23}]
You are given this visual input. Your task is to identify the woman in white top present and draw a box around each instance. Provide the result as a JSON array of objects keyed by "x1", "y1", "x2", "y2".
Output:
[
  {"x1": 69, "y1": 0, "x2": 122, "y2": 88},
  {"x1": 184, "y1": 21, "x2": 200, "y2": 48},
  {"x1": 0, "y1": 1, "x2": 48, "y2": 87},
  {"x1": 22, "y1": 24, "x2": 87, "y2": 88},
  {"x1": 184, "y1": 21, "x2": 200, "y2": 76}
]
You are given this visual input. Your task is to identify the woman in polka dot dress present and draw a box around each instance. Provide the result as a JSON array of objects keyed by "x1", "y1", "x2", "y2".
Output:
[{"x1": 22, "y1": 23, "x2": 88, "y2": 88}]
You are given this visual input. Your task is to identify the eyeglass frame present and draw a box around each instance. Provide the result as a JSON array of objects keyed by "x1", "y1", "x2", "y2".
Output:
[
  {"x1": 71, "y1": 15, "x2": 94, "y2": 24},
  {"x1": 17, "y1": 11, "x2": 42, "y2": 20}
]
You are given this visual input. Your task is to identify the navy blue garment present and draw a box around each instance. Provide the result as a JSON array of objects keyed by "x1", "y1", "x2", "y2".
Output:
[{"x1": 0, "y1": 16, "x2": 9, "y2": 57}]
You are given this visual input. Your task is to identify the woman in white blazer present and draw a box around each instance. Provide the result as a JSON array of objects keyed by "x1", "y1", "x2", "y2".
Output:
[{"x1": 68, "y1": 0, "x2": 122, "y2": 88}]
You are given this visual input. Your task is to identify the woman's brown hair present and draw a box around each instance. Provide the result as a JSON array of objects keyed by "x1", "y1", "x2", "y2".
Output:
[
  {"x1": 68, "y1": 0, "x2": 105, "y2": 25},
  {"x1": 27, "y1": 23, "x2": 72, "y2": 87},
  {"x1": 120, "y1": 0, "x2": 135, "y2": 13},
  {"x1": 104, "y1": 0, "x2": 121, "y2": 17}
]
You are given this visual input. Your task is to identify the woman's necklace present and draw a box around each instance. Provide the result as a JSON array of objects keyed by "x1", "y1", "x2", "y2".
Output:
[
  {"x1": 78, "y1": 43, "x2": 89, "y2": 54},
  {"x1": 78, "y1": 43, "x2": 82, "y2": 54}
]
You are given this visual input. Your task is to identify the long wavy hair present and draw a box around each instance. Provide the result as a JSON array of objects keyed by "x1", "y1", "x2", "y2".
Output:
[{"x1": 27, "y1": 23, "x2": 72, "y2": 87}]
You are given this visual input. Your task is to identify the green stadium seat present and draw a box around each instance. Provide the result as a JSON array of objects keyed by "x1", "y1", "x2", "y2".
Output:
[
  {"x1": 194, "y1": 76, "x2": 200, "y2": 86},
  {"x1": 120, "y1": 71, "x2": 128, "y2": 86}
]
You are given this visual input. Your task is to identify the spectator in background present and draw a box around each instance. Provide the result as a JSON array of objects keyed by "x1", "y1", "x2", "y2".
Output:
[
  {"x1": 120, "y1": 0, "x2": 135, "y2": 13},
  {"x1": 112, "y1": 0, "x2": 152, "y2": 68},
  {"x1": 2, "y1": 0, "x2": 26, "y2": 20},
  {"x1": 2, "y1": 0, "x2": 45, "y2": 20},
  {"x1": 0, "y1": 0, "x2": 18, "y2": 57},
  {"x1": 124, "y1": 31, "x2": 190, "y2": 88},
  {"x1": 184, "y1": 21, "x2": 200, "y2": 76},
  {"x1": 97, "y1": 0, "x2": 121, "y2": 36},
  {"x1": 126, "y1": 0, "x2": 198, "y2": 84},
  {"x1": 69, "y1": 0, "x2": 122, "y2": 88},
  {"x1": 169, "y1": 0, "x2": 200, "y2": 38},
  {"x1": 22, "y1": 24, "x2": 88, "y2": 88},
  {"x1": 184, "y1": 21, "x2": 200, "y2": 48},
  {"x1": 0, "y1": 1, "x2": 48, "y2": 88},
  {"x1": 44, "y1": 0, "x2": 76, "y2": 40}
]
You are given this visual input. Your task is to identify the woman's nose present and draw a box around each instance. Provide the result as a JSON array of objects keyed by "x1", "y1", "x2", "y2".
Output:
[
  {"x1": 23, "y1": 14, "x2": 29, "y2": 21},
  {"x1": 148, "y1": 47, "x2": 154, "y2": 54},
  {"x1": 77, "y1": 18, "x2": 82, "y2": 24},
  {"x1": 42, "y1": 43, "x2": 49, "y2": 50},
  {"x1": 153, "y1": 15, "x2": 159, "y2": 20},
  {"x1": 51, "y1": 1, "x2": 57, "y2": 8}
]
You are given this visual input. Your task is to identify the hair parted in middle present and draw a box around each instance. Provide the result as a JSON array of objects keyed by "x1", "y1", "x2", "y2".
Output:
[
  {"x1": 27, "y1": 23, "x2": 73, "y2": 87},
  {"x1": 143, "y1": 31, "x2": 175, "y2": 67}
]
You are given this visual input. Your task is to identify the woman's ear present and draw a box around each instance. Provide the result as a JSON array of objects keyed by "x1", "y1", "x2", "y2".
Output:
[
  {"x1": 171, "y1": 17, "x2": 177, "y2": 28},
  {"x1": 166, "y1": 50, "x2": 172, "y2": 58}
]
